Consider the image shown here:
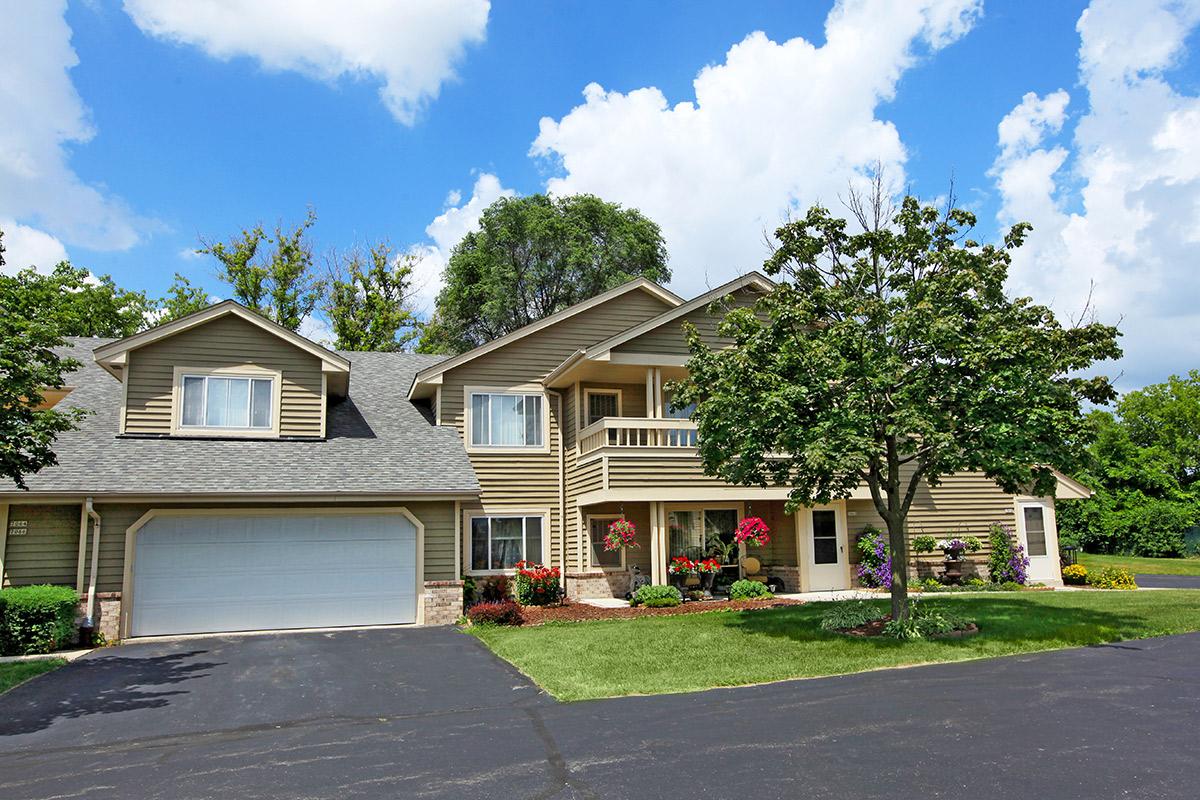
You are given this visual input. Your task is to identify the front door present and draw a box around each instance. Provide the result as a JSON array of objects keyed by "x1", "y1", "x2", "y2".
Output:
[
  {"x1": 806, "y1": 506, "x2": 848, "y2": 590},
  {"x1": 1016, "y1": 501, "x2": 1060, "y2": 583}
]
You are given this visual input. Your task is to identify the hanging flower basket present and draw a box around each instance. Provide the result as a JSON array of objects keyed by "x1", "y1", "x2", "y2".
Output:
[
  {"x1": 734, "y1": 517, "x2": 771, "y2": 547},
  {"x1": 603, "y1": 518, "x2": 639, "y2": 551}
]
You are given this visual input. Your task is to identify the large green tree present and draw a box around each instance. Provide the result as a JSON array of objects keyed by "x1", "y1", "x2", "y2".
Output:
[
  {"x1": 0, "y1": 262, "x2": 154, "y2": 339},
  {"x1": 0, "y1": 230, "x2": 87, "y2": 489},
  {"x1": 198, "y1": 209, "x2": 323, "y2": 330},
  {"x1": 323, "y1": 242, "x2": 421, "y2": 351},
  {"x1": 674, "y1": 192, "x2": 1121, "y2": 620},
  {"x1": 418, "y1": 194, "x2": 670, "y2": 353},
  {"x1": 158, "y1": 273, "x2": 212, "y2": 323},
  {"x1": 1057, "y1": 373, "x2": 1200, "y2": 556}
]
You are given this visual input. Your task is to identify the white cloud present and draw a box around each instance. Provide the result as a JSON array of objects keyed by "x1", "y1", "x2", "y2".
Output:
[
  {"x1": 0, "y1": 0, "x2": 142, "y2": 252},
  {"x1": 124, "y1": 0, "x2": 490, "y2": 126},
  {"x1": 0, "y1": 219, "x2": 69, "y2": 275},
  {"x1": 530, "y1": 0, "x2": 982, "y2": 296},
  {"x1": 991, "y1": 0, "x2": 1200, "y2": 390},
  {"x1": 408, "y1": 172, "x2": 515, "y2": 314}
]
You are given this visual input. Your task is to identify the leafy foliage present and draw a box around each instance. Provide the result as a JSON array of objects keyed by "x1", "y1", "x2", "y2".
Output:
[
  {"x1": 855, "y1": 526, "x2": 892, "y2": 588},
  {"x1": 1086, "y1": 566, "x2": 1138, "y2": 590},
  {"x1": 513, "y1": 561, "x2": 561, "y2": 606},
  {"x1": 198, "y1": 209, "x2": 323, "y2": 331},
  {"x1": 417, "y1": 194, "x2": 670, "y2": 353},
  {"x1": 728, "y1": 579, "x2": 772, "y2": 600},
  {"x1": 1, "y1": 262, "x2": 154, "y2": 339},
  {"x1": 632, "y1": 584, "x2": 682, "y2": 608},
  {"x1": 1058, "y1": 374, "x2": 1200, "y2": 557},
  {"x1": 0, "y1": 585, "x2": 79, "y2": 656},
  {"x1": 987, "y1": 523, "x2": 1029, "y2": 584},
  {"x1": 1062, "y1": 564, "x2": 1088, "y2": 585},
  {"x1": 819, "y1": 601, "x2": 884, "y2": 631},
  {"x1": 674, "y1": 188, "x2": 1120, "y2": 619},
  {"x1": 882, "y1": 599, "x2": 975, "y2": 639},
  {"x1": 323, "y1": 243, "x2": 421, "y2": 351},
  {"x1": 466, "y1": 600, "x2": 524, "y2": 626},
  {"x1": 912, "y1": 535, "x2": 937, "y2": 553},
  {"x1": 158, "y1": 273, "x2": 212, "y2": 323}
]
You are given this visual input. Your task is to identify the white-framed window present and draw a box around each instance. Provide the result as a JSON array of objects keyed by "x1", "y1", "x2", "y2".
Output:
[
  {"x1": 468, "y1": 514, "x2": 545, "y2": 572},
  {"x1": 1021, "y1": 505, "x2": 1048, "y2": 557},
  {"x1": 180, "y1": 374, "x2": 275, "y2": 431},
  {"x1": 588, "y1": 515, "x2": 625, "y2": 569},
  {"x1": 468, "y1": 391, "x2": 544, "y2": 448},
  {"x1": 584, "y1": 388, "x2": 622, "y2": 426}
]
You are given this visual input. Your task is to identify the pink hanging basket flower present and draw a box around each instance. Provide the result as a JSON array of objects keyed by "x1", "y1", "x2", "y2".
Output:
[
  {"x1": 603, "y1": 518, "x2": 639, "y2": 551},
  {"x1": 734, "y1": 516, "x2": 771, "y2": 547}
]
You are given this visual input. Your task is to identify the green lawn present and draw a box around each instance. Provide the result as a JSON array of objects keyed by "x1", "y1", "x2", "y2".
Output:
[
  {"x1": 0, "y1": 659, "x2": 65, "y2": 695},
  {"x1": 1079, "y1": 552, "x2": 1200, "y2": 576},
  {"x1": 471, "y1": 591, "x2": 1200, "y2": 701}
]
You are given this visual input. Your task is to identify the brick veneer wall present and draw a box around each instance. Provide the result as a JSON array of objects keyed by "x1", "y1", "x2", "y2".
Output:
[
  {"x1": 565, "y1": 570, "x2": 631, "y2": 599},
  {"x1": 423, "y1": 581, "x2": 464, "y2": 625},
  {"x1": 75, "y1": 592, "x2": 121, "y2": 644}
]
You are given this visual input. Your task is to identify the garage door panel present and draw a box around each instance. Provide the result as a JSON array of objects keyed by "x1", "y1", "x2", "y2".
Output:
[{"x1": 131, "y1": 512, "x2": 419, "y2": 636}]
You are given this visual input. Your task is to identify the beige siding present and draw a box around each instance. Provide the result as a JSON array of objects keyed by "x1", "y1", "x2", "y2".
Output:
[
  {"x1": 5, "y1": 501, "x2": 458, "y2": 593},
  {"x1": 441, "y1": 289, "x2": 674, "y2": 571},
  {"x1": 2, "y1": 505, "x2": 79, "y2": 587},
  {"x1": 846, "y1": 472, "x2": 1019, "y2": 574},
  {"x1": 612, "y1": 285, "x2": 762, "y2": 356},
  {"x1": 607, "y1": 456, "x2": 730, "y2": 489},
  {"x1": 124, "y1": 314, "x2": 325, "y2": 437}
]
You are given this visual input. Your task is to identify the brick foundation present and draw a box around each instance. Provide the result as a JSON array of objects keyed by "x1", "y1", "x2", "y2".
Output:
[
  {"x1": 565, "y1": 570, "x2": 631, "y2": 600},
  {"x1": 75, "y1": 592, "x2": 121, "y2": 645},
  {"x1": 423, "y1": 581, "x2": 464, "y2": 625},
  {"x1": 764, "y1": 565, "x2": 801, "y2": 593}
]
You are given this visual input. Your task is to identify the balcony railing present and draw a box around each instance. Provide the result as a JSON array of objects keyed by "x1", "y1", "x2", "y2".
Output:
[{"x1": 578, "y1": 417, "x2": 698, "y2": 457}]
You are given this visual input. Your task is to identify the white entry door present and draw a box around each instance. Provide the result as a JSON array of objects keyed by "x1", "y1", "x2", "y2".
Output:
[
  {"x1": 805, "y1": 506, "x2": 848, "y2": 590},
  {"x1": 131, "y1": 511, "x2": 418, "y2": 637},
  {"x1": 1016, "y1": 500, "x2": 1060, "y2": 584}
]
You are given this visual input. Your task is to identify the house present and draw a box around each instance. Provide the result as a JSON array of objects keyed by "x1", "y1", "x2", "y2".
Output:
[{"x1": 0, "y1": 273, "x2": 1088, "y2": 641}]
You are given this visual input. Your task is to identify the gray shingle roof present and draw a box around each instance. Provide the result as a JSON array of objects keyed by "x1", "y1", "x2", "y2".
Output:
[{"x1": 3, "y1": 338, "x2": 480, "y2": 497}]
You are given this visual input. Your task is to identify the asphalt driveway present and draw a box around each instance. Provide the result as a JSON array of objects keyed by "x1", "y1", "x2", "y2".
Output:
[
  {"x1": 2, "y1": 627, "x2": 1198, "y2": 800},
  {"x1": 1135, "y1": 573, "x2": 1200, "y2": 589}
]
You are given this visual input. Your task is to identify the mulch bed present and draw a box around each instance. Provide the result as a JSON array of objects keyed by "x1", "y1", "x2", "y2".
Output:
[
  {"x1": 837, "y1": 615, "x2": 980, "y2": 638},
  {"x1": 518, "y1": 598, "x2": 805, "y2": 626}
]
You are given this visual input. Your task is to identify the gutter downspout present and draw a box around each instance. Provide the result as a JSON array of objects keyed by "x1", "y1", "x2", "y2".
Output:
[{"x1": 84, "y1": 498, "x2": 102, "y2": 625}]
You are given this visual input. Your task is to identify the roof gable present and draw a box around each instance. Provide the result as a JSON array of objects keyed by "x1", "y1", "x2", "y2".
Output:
[
  {"x1": 408, "y1": 279, "x2": 682, "y2": 396},
  {"x1": 93, "y1": 301, "x2": 350, "y2": 379}
]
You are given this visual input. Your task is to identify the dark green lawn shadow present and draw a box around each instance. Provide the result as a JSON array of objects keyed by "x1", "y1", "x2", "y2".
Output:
[{"x1": 722, "y1": 596, "x2": 1160, "y2": 650}]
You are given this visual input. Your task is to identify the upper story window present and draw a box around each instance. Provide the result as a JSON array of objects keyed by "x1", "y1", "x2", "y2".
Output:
[
  {"x1": 585, "y1": 389, "x2": 621, "y2": 426},
  {"x1": 180, "y1": 374, "x2": 274, "y2": 431},
  {"x1": 469, "y1": 391, "x2": 544, "y2": 448}
]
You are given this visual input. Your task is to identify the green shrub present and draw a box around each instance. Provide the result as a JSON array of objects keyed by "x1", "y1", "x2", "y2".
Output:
[
  {"x1": 728, "y1": 579, "x2": 773, "y2": 600},
  {"x1": 883, "y1": 600, "x2": 975, "y2": 640},
  {"x1": 1061, "y1": 564, "x2": 1088, "y2": 585},
  {"x1": 1087, "y1": 566, "x2": 1138, "y2": 590},
  {"x1": 819, "y1": 601, "x2": 884, "y2": 631},
  {"x1": 0, "y1": 585, "x2": 79, "y2": 656},
  {"x1": 912, "y1": 535, "x2": 937, "y2": 553},
  {"x1": 632, "y1": 585, "x2": 682, "y2": 608}
]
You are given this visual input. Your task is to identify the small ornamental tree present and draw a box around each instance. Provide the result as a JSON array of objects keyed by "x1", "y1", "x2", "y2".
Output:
[{"x1": 674, "y1": 189, "x2": 1121, "y2": 620}]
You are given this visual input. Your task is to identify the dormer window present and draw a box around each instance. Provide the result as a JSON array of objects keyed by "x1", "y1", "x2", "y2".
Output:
[{"x1": 172, "y1": 367, "x2": 280, "y2": 436}]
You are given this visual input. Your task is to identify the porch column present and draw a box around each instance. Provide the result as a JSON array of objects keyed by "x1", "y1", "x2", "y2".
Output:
[
  {"x1": 649, "y1": 501, "x2": 664, "y2": 585},
  {"x1": 645, "y1": 369, "x2": 655, "y2": 417}
]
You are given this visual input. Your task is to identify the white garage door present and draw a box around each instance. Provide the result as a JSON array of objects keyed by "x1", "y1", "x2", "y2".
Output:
[{"x1": 131, "y1": 512, "x2": 418, "y2": 637}]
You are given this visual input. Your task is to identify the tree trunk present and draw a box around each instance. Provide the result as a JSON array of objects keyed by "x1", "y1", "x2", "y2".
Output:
[{"x1": 885, "y1": 514, "x2": 910, "y2": 621}]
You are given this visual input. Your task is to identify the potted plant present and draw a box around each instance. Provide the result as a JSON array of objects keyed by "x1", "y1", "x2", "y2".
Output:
[
  {"x1": 668, "y1": 556, "x2": 696, "y2": 592},
  {"x1": 694, "y1": 558, "x2": 722, "y2": 595},
  {"x1": 603, "y1": 518, "x2": 639, "y2": 553},
  {"x1": 935, "y1": 536, "x2": 981, "y2": 584},
  {"x1": 734, "y1": 516, "x2": 771, "y2": 548}
]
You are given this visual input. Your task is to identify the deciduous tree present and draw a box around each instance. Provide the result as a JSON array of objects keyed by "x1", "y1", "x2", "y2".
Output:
[
  {"x1": 674, "y1": 188, "x2": 1121, "y2": 620},
  {"x1": 323, "y1": 242, "x2": 421, "y2": 351},
  {"x1": 418, "y1": 194, "x2": 669, "y2": 353}
]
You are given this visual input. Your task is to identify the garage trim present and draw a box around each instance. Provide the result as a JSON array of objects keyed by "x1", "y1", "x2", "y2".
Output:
[{"x1": 120, "y1": 506, "x2": 426, "y2": 638}]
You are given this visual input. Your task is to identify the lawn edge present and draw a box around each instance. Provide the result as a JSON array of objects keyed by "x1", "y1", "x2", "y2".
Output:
[{"x1": 0, "y1": 658, "x2": 67, "y2": 696}]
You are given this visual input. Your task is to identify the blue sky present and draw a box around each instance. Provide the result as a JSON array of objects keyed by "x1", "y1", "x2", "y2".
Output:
[{"x1": 3, "y1": 1, "x2": 1200, "y2": 389}]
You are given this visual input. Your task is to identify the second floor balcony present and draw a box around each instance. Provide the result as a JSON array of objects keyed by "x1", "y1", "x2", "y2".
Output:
[{"x1": 578, "y1": 416, "x2": 698, "y2": 457}]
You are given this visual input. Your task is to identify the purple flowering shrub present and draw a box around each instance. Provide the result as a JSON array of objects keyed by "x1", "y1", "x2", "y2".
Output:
[
  {"x1": 855, "y1": 527, "x2": 892, "y2": 589},
  {"x1": 986, "y1": 522, "x2": 1030, "y2": 584}
]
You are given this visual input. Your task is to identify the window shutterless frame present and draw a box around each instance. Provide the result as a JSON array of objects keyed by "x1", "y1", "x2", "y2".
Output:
[
  {"x1": 463, "y1": 511, "x2": 550, "y2": 574},
  {"x1": 170, "y1": 365, "x2": 282, "y2": 437},
  {"x1": 463, "y1": 385, "x2": 551, "y2": 453},
  {"x1": 587, "y1": 514, "x2": 625, "y2": 570}
]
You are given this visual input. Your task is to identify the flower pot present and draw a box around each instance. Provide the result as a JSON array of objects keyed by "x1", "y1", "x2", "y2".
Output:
[
  {"x1": 669, "y1": 573, "x2": 689, "y2": 592},
  {"x1": 942, "y1": 557, "x2": 964, "y2": 584},
  {"x1": 700, "y1": 571, "x2": 716, "y2": 593}
]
